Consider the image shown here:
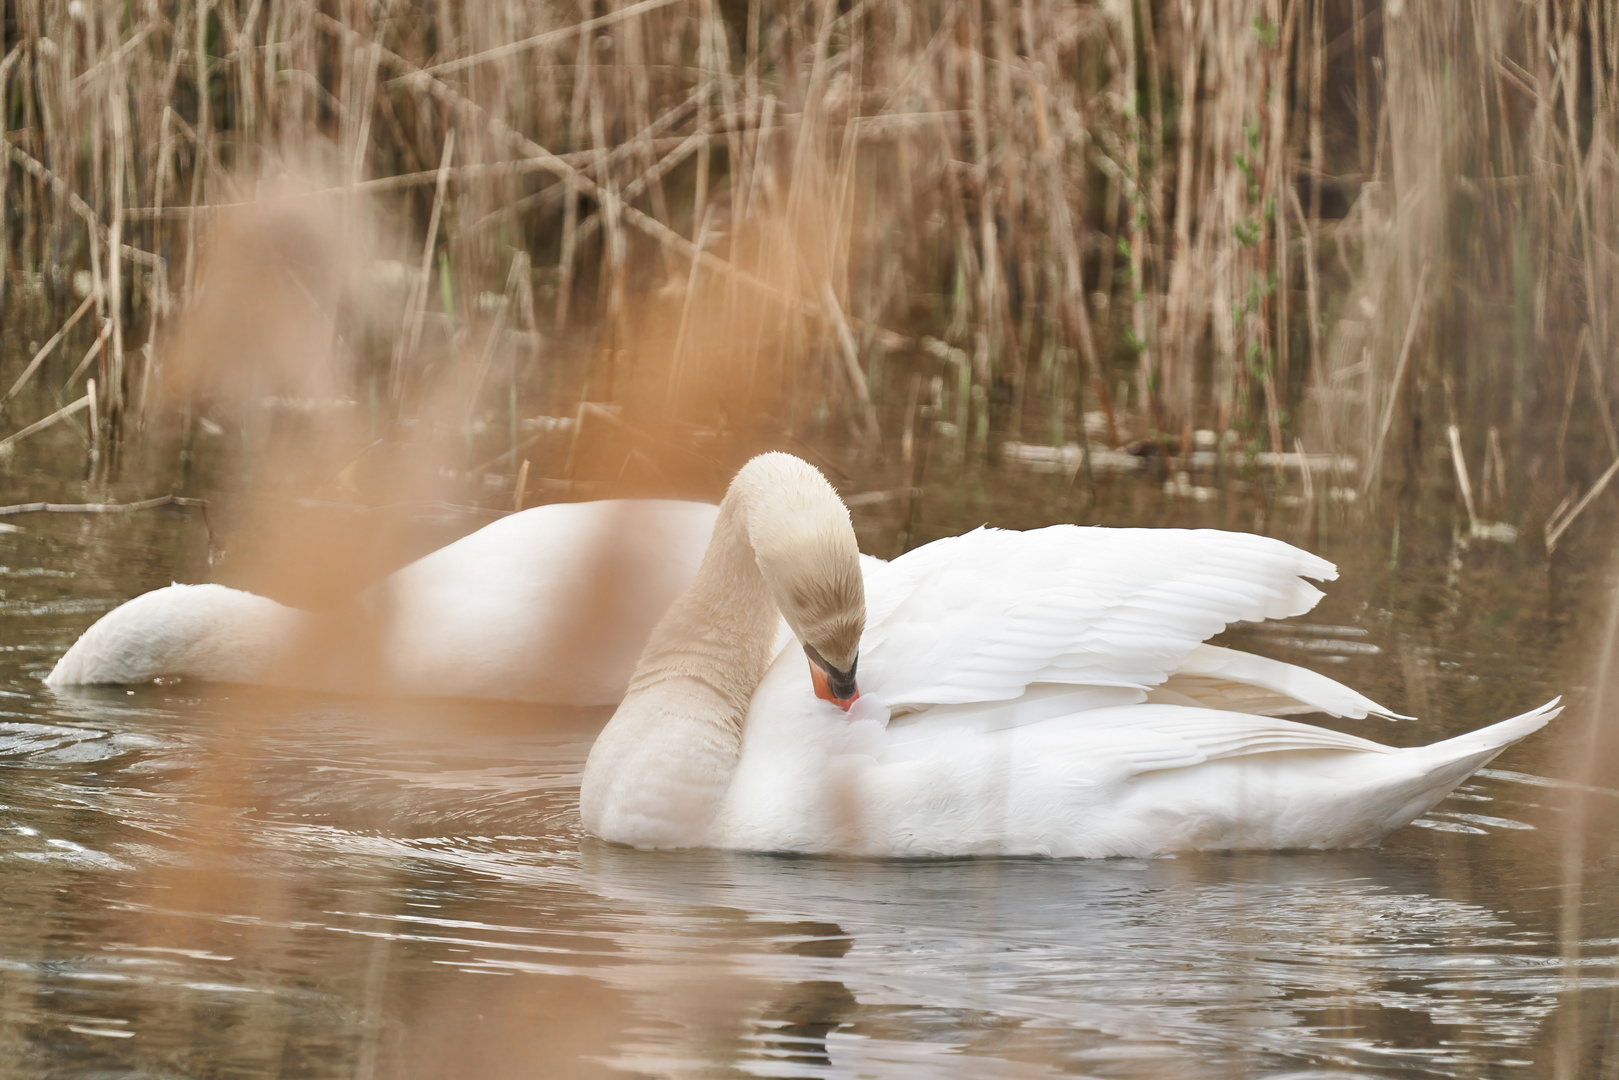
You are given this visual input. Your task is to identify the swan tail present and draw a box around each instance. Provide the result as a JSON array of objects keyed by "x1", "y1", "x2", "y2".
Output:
[
  {"x1": 1411, "y1": 697, "x2": 1561, "y2": 773},
  {"x1": 1373, "y1": 698, "x2": 1563, "y2": 836}
]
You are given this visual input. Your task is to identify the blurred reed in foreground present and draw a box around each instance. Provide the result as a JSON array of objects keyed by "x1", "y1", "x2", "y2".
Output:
[{"x1": 0, "y1": 0, "x2": 1617, "y2": 543}]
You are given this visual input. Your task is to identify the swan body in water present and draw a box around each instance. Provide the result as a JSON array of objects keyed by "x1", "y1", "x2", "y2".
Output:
[
  {"x1": 581, "y1": 453, "x2": 1559, "y2": 857},
  {"x1": 47, "y1": 499, "x2": 719, "y2": 705}
]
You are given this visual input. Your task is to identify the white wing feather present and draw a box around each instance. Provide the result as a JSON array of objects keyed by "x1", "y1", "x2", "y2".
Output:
[
  {"x1": 1069, "y1": 705, "x2": 1397, "y2": 776},
  {"x1": 1150, "y1": 644, "x2": 1408, "y2": 719},
  {"x1": 860, "y1": 526, "x2": 1336, "y2": 711}
]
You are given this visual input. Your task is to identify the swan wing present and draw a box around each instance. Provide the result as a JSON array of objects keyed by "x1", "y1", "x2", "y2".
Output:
[
  {"x1": 881, "y1": 701, "x2": 1395, "y2": 772},
  {"x1": 1149, "y1": 644, "x2": 1408, "y2": 719},
  {"x1": 1065, "y1": 704, "x2": 1396, "y2": 773},
  {"x1": 861, "y1": 526, "x2": 1335, "y2": 711}
]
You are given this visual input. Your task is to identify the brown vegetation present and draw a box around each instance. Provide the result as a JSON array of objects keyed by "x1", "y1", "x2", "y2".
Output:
[{"x1": 0, "y1": 0, "x2": 1616, "y2": 529}]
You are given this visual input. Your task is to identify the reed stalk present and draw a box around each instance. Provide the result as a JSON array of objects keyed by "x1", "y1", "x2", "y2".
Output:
[{"x1": 0, "y1": 0, "x2": 1609, "y2": 546}]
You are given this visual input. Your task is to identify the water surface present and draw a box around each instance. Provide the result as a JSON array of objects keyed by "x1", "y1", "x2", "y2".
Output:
[{"x1": 0, "y1": 459, "x2": 1615, "y2": 1078}]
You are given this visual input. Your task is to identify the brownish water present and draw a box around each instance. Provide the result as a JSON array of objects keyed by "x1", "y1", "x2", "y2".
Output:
[{"x1": 0, "y1": 416, "x2": 1615, "y2": 1079}]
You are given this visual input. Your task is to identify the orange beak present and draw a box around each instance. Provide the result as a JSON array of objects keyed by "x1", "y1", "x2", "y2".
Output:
[{"x1": 809, "y1": 660, "x2": 860, "y2": 712}]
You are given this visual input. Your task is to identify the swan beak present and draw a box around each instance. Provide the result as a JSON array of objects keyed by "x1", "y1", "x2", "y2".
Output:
[{"x1": 808, "y1": 655, "x2": 860, "y2": 712}]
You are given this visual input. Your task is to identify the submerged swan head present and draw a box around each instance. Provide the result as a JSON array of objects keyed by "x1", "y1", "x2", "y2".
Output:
[{"x1": 732, "y1": 453, "x2": 866, "y2": 709}]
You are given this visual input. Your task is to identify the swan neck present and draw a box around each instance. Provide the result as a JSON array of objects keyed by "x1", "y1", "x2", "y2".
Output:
[
  {"x1": 581, "y1": 452, "x2": 863, "y2": 848},
  {"x1": 580, "y1": 481, "x2": 789, "y2": 847},
  {"x1": 625, "y1": 489, "x2": 780, "y2": 716}
]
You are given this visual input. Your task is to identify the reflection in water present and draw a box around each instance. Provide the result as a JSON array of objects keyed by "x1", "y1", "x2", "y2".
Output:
[
  {"x1": 0, "y1": 678, "x2": 1611, "y2": 1079},
  {"x1": 752, "y1": 980, "x2": 859, "y2": 1072},
  {"x1": 578, "y1": 844, "x2": 1613, "y2": 1077},
  {"x1": 0, "y1": 483, "x2": 1615, "y2": 1077}
]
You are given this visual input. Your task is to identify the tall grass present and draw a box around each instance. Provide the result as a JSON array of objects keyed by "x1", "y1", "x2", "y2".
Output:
[{"x1": 0, "y1": 0, "x2": 1616, "y2": 521}]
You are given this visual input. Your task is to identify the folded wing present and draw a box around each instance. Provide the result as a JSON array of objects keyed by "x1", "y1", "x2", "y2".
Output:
[
  {"x1": 860, "y1": 526, "x2": 1347, "y2": 714},
  {"x1": 1149, "y1": 644, "x2": 1406, "y2": 719}
]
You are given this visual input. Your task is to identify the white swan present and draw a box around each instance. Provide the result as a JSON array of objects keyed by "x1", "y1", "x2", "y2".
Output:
[
  {"x1": 47, "y1": 498, "x2": 718, "y2": 705},
  {"x1": 581, "y1": 453, "x2": 1560, "y2": 857}
]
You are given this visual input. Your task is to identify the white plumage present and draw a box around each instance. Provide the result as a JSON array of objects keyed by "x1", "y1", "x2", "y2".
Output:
[
  {"x1": 714, "y1": 528, "x2": 1555, "y2": 856},
  {"x1": 47, "y1": 498, "x2": 719, "y2": 705},
  {"x1": 582, "y1": 454, "x2": 1559, "y2": 858}
]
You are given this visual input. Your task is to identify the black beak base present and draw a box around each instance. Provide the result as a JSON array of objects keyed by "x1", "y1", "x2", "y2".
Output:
[{"x1": 804, "y1": 643, "x2": 859, "y2": 700}]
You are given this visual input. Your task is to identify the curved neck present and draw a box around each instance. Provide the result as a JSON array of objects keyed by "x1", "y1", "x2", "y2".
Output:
[
  {"x1": 580, "y1": 482, "x2": 788, "y2": 847},
  {"x1": 581, "y1": 452, "x2": 865, "y2": 848},
  {"x1": 628, "y1": 493, "x2": 782, "y2": 712}
]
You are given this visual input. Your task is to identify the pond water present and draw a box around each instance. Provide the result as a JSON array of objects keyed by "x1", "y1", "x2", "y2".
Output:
[{"x1": 0, "y1": 438, "x2": 1616, "y2": 1078}]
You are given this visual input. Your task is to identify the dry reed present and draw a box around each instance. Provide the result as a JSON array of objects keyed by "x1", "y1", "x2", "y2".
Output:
[{"x1": 0, "y1": 0, "x2": 1614, "y2": 530}]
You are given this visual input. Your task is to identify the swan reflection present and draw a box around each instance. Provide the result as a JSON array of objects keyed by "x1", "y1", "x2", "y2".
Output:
[
  {"x1": 2, "y1": 683, "x2": 1606, "y2": 1077},
  {"x1": 571, "y1": 843, "x2": 1584, "y2": 1076}
]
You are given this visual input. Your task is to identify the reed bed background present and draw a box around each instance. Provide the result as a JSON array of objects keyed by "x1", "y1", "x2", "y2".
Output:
[{"x1": 0, "y1": 0, "x2": 1616, "y2": 539}]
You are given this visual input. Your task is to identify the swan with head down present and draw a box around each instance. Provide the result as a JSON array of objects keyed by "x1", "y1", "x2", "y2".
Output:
[
  {"x1": 581, "y1": 452, "x2": 1559, "y2": 857},
  {"x1": 47, "y1": 498, "x2": 719, "y2": 705}
]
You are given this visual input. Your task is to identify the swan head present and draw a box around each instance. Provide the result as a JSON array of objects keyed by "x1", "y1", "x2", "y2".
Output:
[{"x1": 734, "y1": 453, "x2": 866, "y2": 710}]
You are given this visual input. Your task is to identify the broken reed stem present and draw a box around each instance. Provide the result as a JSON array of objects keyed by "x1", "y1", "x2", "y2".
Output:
[
  {"x1": 822, "y1": 281, "x2": 882, "y2": 447},
  {"x1": 0, "y1": 47, "x2": 13, "y2": 315},
  {"x1": 1363, "y1": 265, "x2": 1431, "y2": 496},
  {"x1": 462, "y1": 255, "x2": 523, "y2": 421},
  {"x1": 420, "y1": 0, "x2": 683, "y2": 78},
  {"x1": 2, "y1": 292, "x2": 97, "y2": 407},
  {"x1": 1545, "y1": 452, "x2": 1619, "y2": 552},
  {"x1": 1447, "y1": 423, "x2": 1479, "y2": 531},
  {"x1": 513, "y1": 458, "x2": 530, "y2": 511},
  {"x1": 0, "y1": 492, "x2": 218, "y2": 551},
  {"x1": 107, "y1": 45, "x2": 129, "y2": 432},
  {"x1": 393, "y1": 126, "x2": 455, "y2": 391},
  {"x1": 0, "y1": 394, "x2": 91, "y2": 453},
  {"x1": 0, "y1": 493, "x2": 210, "y2": 515},
  {"x1": 66, "y1": 318, "x2": 113, "y2": 391}
]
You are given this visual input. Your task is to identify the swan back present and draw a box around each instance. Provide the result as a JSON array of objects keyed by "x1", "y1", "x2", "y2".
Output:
[
  {"x1": 46, "y1": 583, "x2": 303, "y2": 688},
  {"x1": 47, "y1": 499, "x2": 720, "y2": 704},
  {"x1": 374, "y1": 498, "x2": 718, "y2": 703}
]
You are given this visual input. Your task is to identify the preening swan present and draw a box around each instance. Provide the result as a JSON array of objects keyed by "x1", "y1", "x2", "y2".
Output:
[
  {"x1": 580, "y1": 453, "x2": 1560, "y2": 857},
  {"x1": 48, "y1": 499, "x2": 718, "y2": 705}
]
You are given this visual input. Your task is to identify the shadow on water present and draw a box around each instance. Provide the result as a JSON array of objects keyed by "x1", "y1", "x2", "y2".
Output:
[{"x1": 1, "y1": 428, "x2": 1618, "y2": 1077}]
